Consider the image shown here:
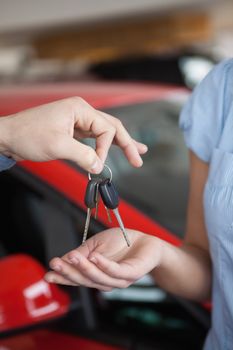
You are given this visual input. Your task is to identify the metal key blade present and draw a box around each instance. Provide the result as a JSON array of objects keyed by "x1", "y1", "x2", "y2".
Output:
[
  {"x1": 105, "y1": 206, "x2": 112, "y2": 223},
  {"x1": 82, "y1": 208, "x2": 92, "y2": 245},
  {"x1": 113, "y1": 208, "x2": 130, "y2": 247},
  {"x1": 94, "y1": 183, "x2": 100, "y2": 220},
  {"x1": 83, "y1": 179, "x2": 99, "y2": 243}
]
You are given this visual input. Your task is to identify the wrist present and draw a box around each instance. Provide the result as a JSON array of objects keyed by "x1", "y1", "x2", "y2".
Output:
[
  {"x1": 151, "y1": 238, "x2": 172, "y2": 272},
  {"x1": 0, "y1": 115, "x2": 15, "y2": 158},
  {"x1": 143, "y1": 234, "x2": 165, "y2": 269},
  {"x1": 154, "y1": 237, "x2": 167, "y2": 268}
]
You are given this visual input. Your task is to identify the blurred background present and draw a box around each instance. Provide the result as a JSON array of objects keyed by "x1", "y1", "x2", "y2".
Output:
[
  {"x1": 0, "y1": 1, "x2": 233, "y2": 350},
  {"x1": 0, "y1": 0, "x2": 233, "y2": 84}
]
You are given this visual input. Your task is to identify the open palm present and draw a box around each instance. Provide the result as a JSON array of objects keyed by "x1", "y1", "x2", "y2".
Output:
[{"x1": 45, "y1": 228, "x2": 161, "y2": 291}]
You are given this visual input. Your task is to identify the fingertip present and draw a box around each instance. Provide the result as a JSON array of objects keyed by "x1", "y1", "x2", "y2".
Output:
[
  {"x1": 68, "y1": 251, "x2": 83, "y2": 261},
  {"x1": 50, "y1": 257, "x2": 63, "y2": 272},
  {"x1": 137, "y1": 158, "x2": 143, "y2": 167},
  {"x1": 139, "y1": 144, "x2": 148, "y2": 154},
  {"x1": 89, "y1": 253, "x2": 110, "y2": 267},
  {"x1": 89, "y1": 256, "x2": 97, "y2": 264},
  {"x1": 131, "y1": 156, "x2": 143, "y2": 168},
  {"x1": 69, "y1": 257, "x2": 80, "y2": 265},
  {"x1": 133, "y1": 140, "x2": 148, "y2": 154},
  {"x1": 89, "y1": 252, "x2": 100, "y2": 264},
  {"x1": 44, "y1": 273, "x2": 54, "y2": 283},
  {"x1": 90, "y1": 158, "x2": 104, "y2": 174},
  {"x1": 49, "y1": 257, "x2": 59, "y2": 268},
  {"x1": 63, "y1": 138, "x2": 104, "y2": 174}
]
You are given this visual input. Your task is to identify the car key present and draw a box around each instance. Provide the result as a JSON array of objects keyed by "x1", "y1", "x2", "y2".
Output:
[
  {"x1": 82, "y1": 179, "x2": 99, "y2": 244},
  {"x1": 94, "y1": 182, "x2": 100, "y2": 220},
  {"x1": 99, "y1": 179, "x2": 130, "y2": 247}
]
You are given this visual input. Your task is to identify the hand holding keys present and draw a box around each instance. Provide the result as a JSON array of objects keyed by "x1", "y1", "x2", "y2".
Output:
[{"x1": 82, "y1": 165, "x2": 130, "y2": 247}]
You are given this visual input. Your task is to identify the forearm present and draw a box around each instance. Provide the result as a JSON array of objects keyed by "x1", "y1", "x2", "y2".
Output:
[{"x1": 152, "y1": 240, "x2": 212, "y2": 302}]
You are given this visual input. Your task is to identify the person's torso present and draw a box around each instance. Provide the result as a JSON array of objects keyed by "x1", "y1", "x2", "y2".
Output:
[{"x1": 204, "y1": 105, "x2": 233, "y2": 349}]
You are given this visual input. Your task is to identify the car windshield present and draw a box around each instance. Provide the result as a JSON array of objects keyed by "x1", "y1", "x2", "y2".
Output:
[{"x1": 85, "y1": 95, "x2": 189, "y2": 238}]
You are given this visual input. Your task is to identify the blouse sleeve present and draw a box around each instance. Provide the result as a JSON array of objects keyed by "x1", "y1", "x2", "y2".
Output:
[
  {"x1": 0, "y1": 155, "x2": 16, "y2": 171},
  {"x1": 179, "y1": 59, "x2": 233, "y2": 162}
]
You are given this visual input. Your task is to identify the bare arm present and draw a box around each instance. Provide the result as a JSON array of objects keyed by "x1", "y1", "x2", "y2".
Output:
[{"x1": 153, "y1": 151, "x2": 212, "y2": 301}]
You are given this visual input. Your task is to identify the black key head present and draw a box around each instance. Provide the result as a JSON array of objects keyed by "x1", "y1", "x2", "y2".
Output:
[
  {"x1": 84, "y1": 179, "x2": 99, "y2": 209},
  {"x1": 99, "y1": 179, "x2": 119, "y2": 209}
]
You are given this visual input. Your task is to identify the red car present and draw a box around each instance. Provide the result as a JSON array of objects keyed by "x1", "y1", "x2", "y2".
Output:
[{"x1": 0, "y1": 82, "x2": 209, "y2": 349}]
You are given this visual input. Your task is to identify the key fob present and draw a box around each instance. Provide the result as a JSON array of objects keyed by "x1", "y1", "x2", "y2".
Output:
[
  {"x1": 99, "y1": 179, "x2": 119, "y2": 209},
  {"x1": 85, "y1": 179, "x2": 99, "y2": 209}
]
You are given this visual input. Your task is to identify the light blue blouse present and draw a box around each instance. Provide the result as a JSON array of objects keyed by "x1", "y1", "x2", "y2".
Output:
[{"x1": 180, "y1": 58, "x2": 233, "y2": 350}]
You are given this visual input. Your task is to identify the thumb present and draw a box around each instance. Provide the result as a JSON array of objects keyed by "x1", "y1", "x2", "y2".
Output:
[{"x1": 58, "y1": 137, "x2": 103, "y2": 173}]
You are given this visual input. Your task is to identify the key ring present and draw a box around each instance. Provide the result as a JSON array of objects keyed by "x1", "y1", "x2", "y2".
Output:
[{"x1": 88, "y1": 164, "x2": 113, "y2": 182}]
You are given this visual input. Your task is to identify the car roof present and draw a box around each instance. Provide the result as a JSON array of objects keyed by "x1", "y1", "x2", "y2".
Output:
[{"x1": 0, "y1": 81, "x2": 188, "y2": 115}]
